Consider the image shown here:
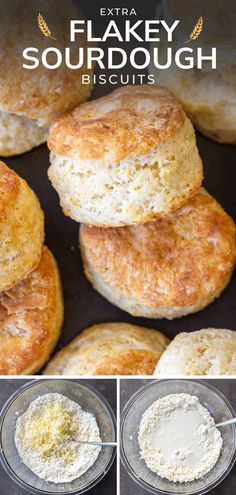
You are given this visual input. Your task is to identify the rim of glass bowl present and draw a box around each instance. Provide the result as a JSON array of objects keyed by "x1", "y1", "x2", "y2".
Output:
[
  {"x1": 120, "y1": 379, "x2": 236, "y2": 495},
  {"x1": 0, "y1": 379, "x2": 116, "y2": 495}
]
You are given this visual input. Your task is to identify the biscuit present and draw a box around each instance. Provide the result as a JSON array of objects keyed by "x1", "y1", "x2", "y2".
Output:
[
  {"x1": 0, "y1": 0, "x2": 93, "y2": 155},
  {"x1": 0, "y1": 246, "x2": 63, "y2": 375},
  {"x1": 154, "y1": 328, "x2": 236, "y2": 376},
  {"x1": 150, "y1": 1, "x2": 236, "y2": 144},
  {"x1": 44, "y1": 322, "x2": 169, "y2": 375},
  {"x1": 48, "y1": 84, "x2": 203, "y2": 227},
  {"x1": 0, "y1": 161, "x2": 44, "y2": 291},
  {"x1": 0, "y1": 111, "x2": 49, "y2": 157},
  {"x1": 80, "y1": 188, "x2": 236, "y2": 319},
  {"x1": 152, "y1": 58, "x2": 236, "y2": 144}
]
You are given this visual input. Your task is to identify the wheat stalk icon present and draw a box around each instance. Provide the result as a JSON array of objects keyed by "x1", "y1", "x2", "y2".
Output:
[
  {"x1": 185, "y1": 16, "x2": 204, "y2": 43},
  {"x1": 38, "y1": 13, "x2": 56, "y2": 40}
]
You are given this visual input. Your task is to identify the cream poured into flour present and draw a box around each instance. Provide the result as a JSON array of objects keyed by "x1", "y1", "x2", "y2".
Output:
[
  {"x1": 14, "y1": 393, "x2": 101, "y2": 483},
  {"x1": 138, "y1": 393, "x2": 222, "y2": 483}
]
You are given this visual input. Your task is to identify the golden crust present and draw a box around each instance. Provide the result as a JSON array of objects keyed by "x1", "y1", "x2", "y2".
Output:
[
  {"x1": 156, "y1": 65, "x2": 236, "y2": 145},
  {"x1": 154, "y1": 328, "x2": 236, "y2": 376},
  {"x1": 80, "y1": 189, "x2": 236, "y2": 314},
  {"x1": 48, "y1": 116, "x2": 203, "y2": 227},
  {"x1": 0, "y1": 161, "x2": 44, "y2": 291},
  {"x1": 185, "y1": 105, "x2": 236, "y2": 145},
  {"x1": 0, "y1": 246, "x2": 64, "y2": 375},
  {"x1": 0, "y1": 0, "x2": 93, "y2": 124},
  {"x1": 48, "y1": 84, "x2": 185, "y2": 161},
  {"x1": 44, "y1": 322, "x2": 170, "y2": 376},
  {"x1": 0, "y1": 160, "x2": 20, "y2": 215}
]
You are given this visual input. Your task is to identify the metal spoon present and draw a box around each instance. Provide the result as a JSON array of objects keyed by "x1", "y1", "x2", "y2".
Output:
[
  {"x1": 71, "y1": 437, "x2": 117, "y2": 447},
  {"x1": 215, "y1": 418, "x2": 236, "y2": 427}
]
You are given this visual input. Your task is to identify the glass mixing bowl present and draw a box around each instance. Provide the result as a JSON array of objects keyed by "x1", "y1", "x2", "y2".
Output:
[
  {"x1": 121, "y1": 379, "x2": 236, "y2": 495},
  {"x1": 0, "y1": 379, "x2": 116, "y2": 494}
]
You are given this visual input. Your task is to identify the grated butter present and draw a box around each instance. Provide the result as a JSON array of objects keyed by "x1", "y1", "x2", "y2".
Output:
[{"x1": 14, "y1": 393, "x2": 101, "y2": 483}]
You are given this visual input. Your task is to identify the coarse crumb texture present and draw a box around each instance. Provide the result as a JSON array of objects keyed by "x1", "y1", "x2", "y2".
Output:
[
  {"x1": 0, "y1": 246, "x2": 63, "y2": 375},
  {"x1": 154, "y1": 328, "x2": 236, "y2": 376},
  {"x1": 0, "y1": 0, "x2": 93, "y2": 155},
  {"x1": 80, "y1": 189, "x2": 236, "y2": 319},
  {"x1": 138, "y1": 393, "x2": 222, "y2": 482},
  {"x1": 0, "y1": 161, "x2": 44, "y2": 291},
  {"x1": 48, "y1": 85, "x2": 203, "y2": 227},
  {"x1": 15, "y1": 393, "x2": 101, "y2": 483},
  {"x1": 149, "y1": 2, "x2": 236, "y2": 144},
  {"x1": 0, "y1": 111, "x2": 49, "y2": 156},
  {"x1": 44, "y1": 322, "x2": 170, "y2": 376}
]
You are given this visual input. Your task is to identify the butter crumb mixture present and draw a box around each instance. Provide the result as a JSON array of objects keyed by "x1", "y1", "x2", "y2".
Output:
[
  {"x1": 15, "y1": 393, "x2": 101, "y2": 483},
  {"x1": 21, "y1": 400, "x2": 80, "y2": 461}
]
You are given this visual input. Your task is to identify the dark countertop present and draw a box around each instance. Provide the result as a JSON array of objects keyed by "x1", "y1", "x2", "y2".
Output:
[
  {"x1": 120, "y1": 379, "x2": 236, "y2": 495},
  {"x1": 0, "y1": 379, "x2": 117, "y2": 495}
]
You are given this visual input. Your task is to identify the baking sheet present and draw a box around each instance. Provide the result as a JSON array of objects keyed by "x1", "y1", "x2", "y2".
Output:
[{"x1": 1, "y1": 0, "x2": 235, "y2": 372}]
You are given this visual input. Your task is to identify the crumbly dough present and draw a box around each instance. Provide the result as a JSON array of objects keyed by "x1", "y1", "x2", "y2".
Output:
[
  {"x1": 15, "y1": 393, "x2": 101, "y2": 483},
  {"x1": 138, "y1": 394, "x2": 222, "y2": 482}
]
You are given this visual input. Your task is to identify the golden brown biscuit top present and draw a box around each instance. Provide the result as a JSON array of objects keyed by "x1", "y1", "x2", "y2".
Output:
[
  {"x1": 0, "y1": 161, "x2": 21, "y2": 216},
  {"x1": 0, "y1": 0, "x2": 91, "y2": 122},
  {"x1": 48, "y1": 85, "x2": 185, "y2": 161},
  {"x1": 0, "y1": 247, "x2": 60, "y2": 375},
  {"x1": 80, "y1": 189, "x2": 236, "y2": 308},
  {"x1": 156, "y1": 328, "x2": 236, "y2": 375},
  {"x1": 44, "y1": 322, "x2": 169, "y2": 376}
]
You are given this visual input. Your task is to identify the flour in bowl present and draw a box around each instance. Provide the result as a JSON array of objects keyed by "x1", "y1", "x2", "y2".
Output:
[
  {"x1": 14, "y1": 393, "x2": 101, "y2": 483},
  {"x1": 138, "y1": 393, "x2": 222, "y2": 483}
]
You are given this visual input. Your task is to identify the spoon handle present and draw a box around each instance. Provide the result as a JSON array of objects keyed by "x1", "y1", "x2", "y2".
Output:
[
  {"x1": 215, "y1": 417, "x2": 236, "y2": 427},
  {"x1": 77, "y1": 440, "x2": 117, "y2": 447}
]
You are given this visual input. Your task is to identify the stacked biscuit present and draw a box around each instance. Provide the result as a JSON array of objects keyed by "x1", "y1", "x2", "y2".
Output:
[
  {"x1": 45, "y1": 84, "x2": 236, "y2": 376},
  {"x1": 0, "y1": 161, "x2": 63, "y2": 375}
]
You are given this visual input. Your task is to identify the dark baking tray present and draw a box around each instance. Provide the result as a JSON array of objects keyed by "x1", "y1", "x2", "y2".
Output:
[{"x1": 1, "y1": 0, "x2": 235, "y2": 373}]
